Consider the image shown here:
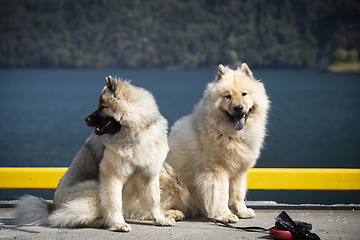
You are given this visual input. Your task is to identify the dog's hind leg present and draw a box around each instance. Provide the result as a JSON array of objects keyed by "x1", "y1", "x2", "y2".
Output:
[
  {"x1": 158, "y1": 162, "x2": 194, "y2": 221},
  {"x1": 49, "y1": 195, "x2": 102, "y2": 228},
  {"x1": 51, "y1": 180, "x2": 103, "y2": 228},
  {"x1": 163, "y1": 209, "x2": 185, "y2": 221}
]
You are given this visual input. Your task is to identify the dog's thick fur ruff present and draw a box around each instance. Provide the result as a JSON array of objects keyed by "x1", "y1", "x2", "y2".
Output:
[
  {"x1": 15, "y1": 76, "x2": 177, "y2": 232},
  {"x1": 164, "y1": 64, "x2": 269, "y2": 223}
]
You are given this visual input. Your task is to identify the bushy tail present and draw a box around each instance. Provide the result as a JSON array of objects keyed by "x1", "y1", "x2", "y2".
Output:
[
  {"x1": 15, "y1": 195, "x2": 53, "y2": 226},
  {"x1": 15, "y1": 195, "x2": 103, "y2": 228},
  {"x1": 48, "y1": 198, "x2": 103, "y2": 228}
]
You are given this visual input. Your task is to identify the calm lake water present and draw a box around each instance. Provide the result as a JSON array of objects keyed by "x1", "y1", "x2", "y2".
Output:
[{"x1": 0, "y1": 69, "x2": 359, "y2": 204}]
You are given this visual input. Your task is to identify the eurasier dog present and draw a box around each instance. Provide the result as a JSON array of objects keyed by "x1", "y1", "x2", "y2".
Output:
[
  {"x1": 15, "y1": 76, "x2": 176, "y2": 232},
  {"x1": 162, "y1": 64, "x2": 269, "y2": 222}
]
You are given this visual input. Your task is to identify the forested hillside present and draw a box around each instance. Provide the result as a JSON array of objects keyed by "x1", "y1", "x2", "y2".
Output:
[{"x1": 1, "y1": 0, "x2": 359, "y2": 69}]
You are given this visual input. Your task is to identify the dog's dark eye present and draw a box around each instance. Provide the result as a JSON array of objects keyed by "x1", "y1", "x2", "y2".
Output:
[
  {"x1": 225, "y1": 94, "x2": 232, "y2": 99},
  {"x1": 242, "y1": 92, "x2": 247, "y2": 97}
]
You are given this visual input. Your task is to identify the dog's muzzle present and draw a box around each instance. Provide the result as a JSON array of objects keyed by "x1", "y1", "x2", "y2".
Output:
[
  {"x1": 227, "y1": 106, "x2": 252, "y2": 131},
  {"x1": 85, "y1": 108, "x2": 121, "y2": 135}
]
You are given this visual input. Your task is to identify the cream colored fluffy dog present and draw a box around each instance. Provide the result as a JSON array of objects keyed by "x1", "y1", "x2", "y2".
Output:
[
  {"x1": 165, "y1": 64, "x2": 269, "y2": 222},
  {"x1": 15, "y1": 76, "x2": 175, "y2": 232}
]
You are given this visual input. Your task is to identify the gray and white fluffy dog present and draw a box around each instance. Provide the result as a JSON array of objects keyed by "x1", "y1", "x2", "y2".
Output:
[{"x1": 15, "y1": 76, "x2": 178, "y2": 232}]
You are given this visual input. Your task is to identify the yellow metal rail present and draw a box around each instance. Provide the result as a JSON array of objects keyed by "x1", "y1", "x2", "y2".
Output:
[
  {"x1": 0, "y1": 168, "x2": 67, "y2": 189},
  {"x1": 0, "y1": 167, "x2": 359, "y2": 190},
  {"x1": 247, "y1": 168, "x2": 360, "y2": 190}
]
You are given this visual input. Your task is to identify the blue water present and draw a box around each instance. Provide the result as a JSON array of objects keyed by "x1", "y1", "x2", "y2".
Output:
[{"x1": 0, "y1": 69, "x2": 359, "y2": 204}]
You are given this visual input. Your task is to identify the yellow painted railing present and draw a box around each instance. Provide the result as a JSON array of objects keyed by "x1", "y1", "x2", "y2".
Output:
[
  {"x1": 0, "y1": 168, "x2": 67, "y2": 189},
  {"x1": 247, "y1": 168, "x2": 360, "y2": 190},
  {"x1": 0, "y1": 167, "x2": 359, "y2": 190}
]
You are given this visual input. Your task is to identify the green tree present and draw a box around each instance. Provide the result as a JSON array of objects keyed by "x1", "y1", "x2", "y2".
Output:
[
  {"x1": 334, "y1": 49, "x2": 349, "y2": 63},
  {"x1": 348, "y1": 49, "x2": 358, "y2": 63}
]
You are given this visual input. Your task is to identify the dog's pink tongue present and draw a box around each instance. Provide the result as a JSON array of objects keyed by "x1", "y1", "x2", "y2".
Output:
[{"x1": 234, "y1": 115, "x2": 246, "y2": 130}]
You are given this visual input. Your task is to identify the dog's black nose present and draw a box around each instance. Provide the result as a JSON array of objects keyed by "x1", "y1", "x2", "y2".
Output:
[
  {"x1": 85, "y1": 116, "x2": 94, "y2": 127},
  {"x1": 233, "y1": 105, "x2": 243, "y2": 113}
]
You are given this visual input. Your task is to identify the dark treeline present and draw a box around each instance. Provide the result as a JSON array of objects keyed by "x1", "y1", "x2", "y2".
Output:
[{"x1": 1, "y1": 0, "x2": 359, "y2": 69}]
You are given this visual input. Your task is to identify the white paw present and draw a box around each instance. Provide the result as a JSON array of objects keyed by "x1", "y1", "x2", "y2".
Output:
[
  {"x1": 164, "y1": 209, "x2": 185, "y2": 221},
  {"x1": 214, "y1": 213, "x2": 239, "y2": 223},
  {"x1": 154, "y1": 217, "x2": 175, "y2": 226},
  {"x1": 236, "y1": 208, "x2": 255, "y2": 219},
  {"x1": 109, "y1": 222, "x2": 131, "y2": 232}
]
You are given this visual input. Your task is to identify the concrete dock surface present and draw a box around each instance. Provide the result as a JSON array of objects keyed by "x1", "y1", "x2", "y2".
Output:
[{"x1": 1, "y1": 201, "x2": 359, "y2": 239}]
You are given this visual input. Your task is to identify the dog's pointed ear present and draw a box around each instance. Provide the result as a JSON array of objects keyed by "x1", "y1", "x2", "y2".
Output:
[
  {"x1": 106, "y1": 75, "x2": 116, "y2": 92},
  {"x1": 240, "y1": 63, "x2": 253, "y2": 79},
  {"x1": 217, "y1": 64, "x2": 225, "y2": 81}
]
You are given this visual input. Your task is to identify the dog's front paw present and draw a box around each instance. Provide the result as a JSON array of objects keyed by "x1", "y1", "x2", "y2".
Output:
[
  {"x1": 215, "y1": 213, "x2": 239, "y2": 223},
  {"x1": 164, "y1": 209, "x2": 185, "y2": 221},
  {"x1": 154, "y1": 217, "x2": 175, "y2": 226},
  {"x1": 109, "y1": 223, "x2": 131, "y2": 232},
  {"x1": 236, "y1": 208, "x2": 255, "y2": 219}
]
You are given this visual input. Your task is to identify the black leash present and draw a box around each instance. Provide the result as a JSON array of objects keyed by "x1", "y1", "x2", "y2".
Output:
[
  {"x1": 209, "y1": 218, "x2": 273, "y2": 233},
  {"x1": 209, "y1": 211, "x2": 321, "y2": 240}
]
